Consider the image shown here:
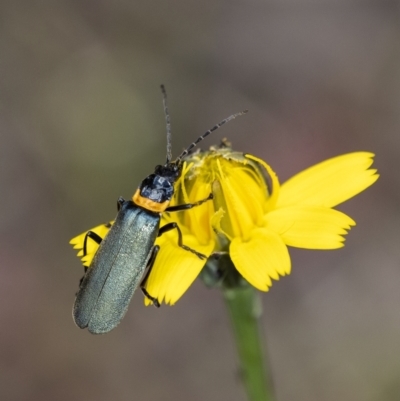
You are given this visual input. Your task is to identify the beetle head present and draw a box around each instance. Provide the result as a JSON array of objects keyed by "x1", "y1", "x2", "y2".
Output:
[{"x1": 137, "y1": 163, "x2": 181, "y2": 204}]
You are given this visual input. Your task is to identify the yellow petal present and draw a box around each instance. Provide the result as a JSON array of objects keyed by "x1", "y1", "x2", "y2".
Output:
[
  {"x1": 277, "y1": 152, "x2": 379, "y2": 208},
  {"x1": 144, "y1": 231, "x2": 214, "y2": 305},
  {"x1": 245, "y1": 154, "x2": 281, "y2": 210},
  {"x1": 265, "y1": 206, "x2": 355, "y2": 249},
  {"x1": 214, "y1": 160, "x2": 255, "y2": 238},
  {"x1": 180, "y1": 180, "x2": 215, "y2": 244},
  {"x1": 230, "y1": 228, "x2": 291, "y2": 291},
  {"x1": 213, "y1": 159, "x2": 265, "y2": 239}
]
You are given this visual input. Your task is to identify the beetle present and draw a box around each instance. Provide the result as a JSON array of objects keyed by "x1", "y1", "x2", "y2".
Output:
[{"x1": 73, "y1": 85, "x2": 247, "y2": 334}]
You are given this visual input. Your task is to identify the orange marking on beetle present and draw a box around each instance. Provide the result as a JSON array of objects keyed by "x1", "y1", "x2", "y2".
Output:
[{"x1": 132, "y1": 189, "x2": 170, "y2": 213}]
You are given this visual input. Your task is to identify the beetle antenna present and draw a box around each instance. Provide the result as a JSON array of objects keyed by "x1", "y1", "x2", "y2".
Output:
[
  {"x1": 161, "y1": 85, "x2": 173, "y2": 163},
  {"x1": 175, "y1": 109, "x2": 248, "y2": 163}
]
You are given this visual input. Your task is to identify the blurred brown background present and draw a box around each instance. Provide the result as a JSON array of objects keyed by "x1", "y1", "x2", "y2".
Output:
[{"x1": 0, "y1": 1, "x2": 399, "y2": 400}]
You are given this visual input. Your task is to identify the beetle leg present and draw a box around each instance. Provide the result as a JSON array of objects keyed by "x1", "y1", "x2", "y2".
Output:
[
  {"x1": 78, "y1": 266, "x2": 89, "y2": 288},
  {"x1": 141, "y1": 246, "x2": 160, "y2": 286},
  {"x1": 165, "y1": 193, "x2": 213, "y2": 212},
  {"x1": 140, "y1": 246, "x2": 161, "y2": 307},
  {"x1": 78, "y1": 232, "x2": 103, "y2": 290},
  {"x1": 158, "y1": 222, "x2": 207, "y2": 260},
  {"x1": 117, "y1": 196, "x2": 125, "y2": 211},
  {"x1": 141, "y1": 288, "x2": 160, "y2": 308},
  {"x1": 83, "y1": 231, "x2": 103, "y2": 257},
  {"x1": 211, "y1": 251, "x2": 228, "y2": 260}
]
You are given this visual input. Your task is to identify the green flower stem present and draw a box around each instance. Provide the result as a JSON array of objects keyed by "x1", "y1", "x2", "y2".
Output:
[{"x1": 223, "y1": 286, "x2": 274, "y2": 401}]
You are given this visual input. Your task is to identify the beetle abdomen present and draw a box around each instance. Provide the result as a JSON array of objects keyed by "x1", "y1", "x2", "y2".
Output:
[{"x1": 73, "y1": 201, "x2": 160, "y2": 334}]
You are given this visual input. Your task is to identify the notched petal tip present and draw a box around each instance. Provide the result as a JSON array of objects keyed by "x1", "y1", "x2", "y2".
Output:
[
  {"x1": 265, "y1": 206, "x2": 357, "y2": 250},
  {"x1": 277, "y1": 151, "x2": 379, "y2": 209},
  {"x1": 230, "y1": 228, "x2": 291, "y2": 291},
  {"x1": 144, "y1": 297, "x2": 153, "y2": 307}
]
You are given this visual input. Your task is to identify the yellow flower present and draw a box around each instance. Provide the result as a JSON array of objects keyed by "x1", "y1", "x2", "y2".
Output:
[
  {"x1": 143, "y1": 148, "x2": 378, "y2": 305},
  {"x1": 70, "y1": 147, "x2": 378, "y2": 306}
]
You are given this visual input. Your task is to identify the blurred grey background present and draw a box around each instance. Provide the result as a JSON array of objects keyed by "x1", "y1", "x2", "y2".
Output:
[{"x1": 0, "y1": 1, "x2": 399, "y2": 400}]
